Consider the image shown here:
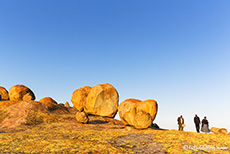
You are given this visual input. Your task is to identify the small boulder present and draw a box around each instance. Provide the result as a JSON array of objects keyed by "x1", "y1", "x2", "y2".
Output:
[
  {"x1": 0, "y1": 86, "x2": 9, "y2": 101},
  {"x1": 75, "y1": 111, "x2": 89, "y2": 124},
  {"x1": 118, "y1": 99, "x2": 158, "y2": 129},
  {"x1": 71, "y1": 86, "x2": 91, "y2": 111},
  {"x1": 210, "y1": 127, "x2": 220, "y2": 134},
  {"x1": 211, "y1": 127, "x2": 228, "y2": 135},
  {"x1": 64, "y1": 102, "x2": 70, "y2": 107},
  {"x1": 84, "y1": 83, "x2": 119, "y2": 118},
  {"x1": 151, "y1": 123, "x2": 160, "y2": 129},
  {"x1": 218, "y1": 128, "x2": 228, "y2": 135},
  {"x1": 9, "y1": 85, "x2": 35, "y2": 101},
  {"x1": 59, "y1": 103, "x2": 64, "y2": 107},
  {"x1": 39, "y1": 97, "x2": 58, "y2": 110}
]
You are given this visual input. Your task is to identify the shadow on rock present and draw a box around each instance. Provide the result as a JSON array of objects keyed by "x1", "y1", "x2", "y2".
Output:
[{"x1": 89, "y1": 120, "x2": 109, "y2": 124}]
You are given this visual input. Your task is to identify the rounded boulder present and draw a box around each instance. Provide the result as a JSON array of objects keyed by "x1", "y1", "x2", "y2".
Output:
[
  {"x1": 0, "y1": 86, "x2": 9, "y2": 101},
  {"x1": 75, "y1": 111, "x2": 89, "y2": 124},
  {"x1": 218, "y1": 128, "x2": 228, "y2": 135},
  {"x1": 118, "y1": 99, "x2": 158, "y2": 129},
  {"x1": 9, "y1": 85, "x2": 35, "y2": 101},
  {"x1": 210, "y1": 127, "x2": 220, "y2": 134},
  {"x1": 84, "y1": 83, "x2": 119, "y2": 118},
  {"x1": 71, "y1": 86, "x2": 91, "y2": 111},
  {"x1": 39, "y1": 97, "x2": 58, "y2": 110}
]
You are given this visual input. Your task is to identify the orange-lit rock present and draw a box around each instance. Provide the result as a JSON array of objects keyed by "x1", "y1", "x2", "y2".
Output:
[
  {"x1": 0, "y1": 86, "x2": 9, "y2": 101},
  {"x1": 39, "y1": 97, "x2": 58, "y2": 110},
  {"x1": 71, "y1": 86, "x2": 91, "y2": 111},
  {"x1": 9, "y1": 85, "x2": 35, "y2": 101},
  {"x1": 118, "y1": 99, "x2": 158, "y2": 129},
  {"x1": 64, "y1": 101, "x2": 70, "y2": 107},
  {"x1": 85, "y1": 83, "x2": 119, "y2": 118},
  {"x1": 75, "y1": 111, "x2": 89, "y2": 124}
]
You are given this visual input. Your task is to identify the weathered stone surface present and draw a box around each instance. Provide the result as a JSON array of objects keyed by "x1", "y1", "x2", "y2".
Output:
[
  {"x1": 218, "y1": 128, "x2": 228, "y2": 135},
  {"x1": 118, "y1": 99, "x2": 158, "y2": 129},
  {"x1": 9, "y1": 85, "x2": 35, "y2": 101},
  {"x1": 0, "y1": 100, "x2": 18, "y2": 108},
  {"x1": 211, "y1": 127, "x2": 228, "y2": 135},
  {"x1": 84, "y1": 83, "x2": 119, "y2": 118},
  {"x1": 71, "y1": 86, "x2": 91, "y2": 111},
  {"x1": 0, "y1": 86, "x2": 9, "y2": 101},
  {"x1": 0, "y1": 101, "x2": 48, "y2": 128},
  {"x1": 64, "y1": 101, "x2": 70, "y2": 107},
  {"x1": 39, "y1": 97, "x2": 58, "y2": 110},
  {"x1": 211, "y1": 127, "x2": 219, "y2": 134},
  {"x1": 76, "y1": 111, "x2": 89, "y2": 124}
]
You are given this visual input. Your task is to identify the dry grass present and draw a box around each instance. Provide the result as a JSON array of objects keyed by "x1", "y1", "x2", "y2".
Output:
[
  {"x1": 0, "y1": 108, "x2": 10, "y2": 123},
  {"x1": 25, "y1": 109, "x2": 65, "y2": 125},
  {"x1": 0, "y1": 118, "x2": 230, "y2": 154}
]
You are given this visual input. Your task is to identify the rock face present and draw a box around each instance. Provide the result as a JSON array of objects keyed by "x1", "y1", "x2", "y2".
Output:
[
  {"x1": 211, "y1": 127, "x2": 228, "y2": 135},
  {"x1": 118, "y1": 99, "x2": 158, "y2": 129},
  {"x1": 0, "y1": 86, "x2": 9, "y2": 101},
  {"x1": 219, "y1": 128, "x2": 228, "y2": 135},
  {"x1": 211, "y1": 127, "x2": 219, "y2": 134},
  {"x1": 0, "y1": 101, "x2": 48, "y2": 128},
  {"x1": 64, "y1": 101, "x2": 70, "y2": 107},
  {"x1": 9, "y1": 85, "x2": 35, "y2": 101},
  {"x1": 75, "y1": 111, "x2": 89, "y2": 124},
  {"x1": 71, "y1": 86, "x2": 91, "y2": 111},
  {"x1": 84, "y1": 83, "x2": 119, "y2": 118},
  {"x1": 39, "y1": 97, "x2": 58, "y2": 110}
]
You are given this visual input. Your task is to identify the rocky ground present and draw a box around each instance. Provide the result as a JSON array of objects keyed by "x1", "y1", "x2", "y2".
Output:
[
  {"x1": 0, "y1": 115, "x2": 230, "y2": 154},
  {"x1": 1, "y1": 84, "x2": 229, "y2": 153}
]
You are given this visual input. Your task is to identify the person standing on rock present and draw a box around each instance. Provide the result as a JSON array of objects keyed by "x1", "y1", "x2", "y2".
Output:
[
  {"x1": 177, "y1": 115, "x2": 184, "y2": 131},
  {"x1": 194, "y1": 114, "x2": 200, "y2": 133},
  {"x1": 201, "y1": 116, "x2": 210, "y2": 133}
]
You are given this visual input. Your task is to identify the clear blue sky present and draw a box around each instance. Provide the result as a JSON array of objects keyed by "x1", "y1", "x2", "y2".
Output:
[{"x1": 0, "y1": 1, "x2": 229, "y2": 132}]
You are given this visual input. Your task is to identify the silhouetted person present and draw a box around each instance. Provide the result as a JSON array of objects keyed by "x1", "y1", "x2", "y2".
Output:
[
  {"x1": 177, "y1": 115, "x2": 184, "y2": 131},
  {"x1": 194, "y1": 114, "x2": 200, "y2": 133},
  {"x1": 201, "y1": 116, "x2": 210, "y2": 133}
]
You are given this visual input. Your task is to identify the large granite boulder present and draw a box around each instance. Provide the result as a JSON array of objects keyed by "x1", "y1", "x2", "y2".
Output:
[
  {"x1": 84, "y1": 83, "x2": 119, "y2": 118},
  {"x1": 39, "y1": 97, "x2": 58, "y2": 110},
  {"x1": 9, "y1": 85, "x2": 35, "y2": 101},
  {"x1": 0, "y1": 86, "x2": 9, "y2": 101},
  {"x1": 75, "y1": 111, "x2": 89, "y2": 124},
  {"x1": 118, "y1": 99, "x2": 158, "y2": 129},
  {"x1": 71, "y1": 86, "x2": 91, "y2": 111}
]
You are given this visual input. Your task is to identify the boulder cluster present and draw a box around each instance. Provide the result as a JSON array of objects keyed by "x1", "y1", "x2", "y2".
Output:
[
  {"x1": 72, "y1": 83, "x2": 158, "y2": 129},
  {"x1": 0, "y1": 83, "x2": 158, "y2": 129},
  {"x1": 71, "y1": 83, "x2": 119, "y2": 118},
  {"x1": 0, "y1": 85, "x2": 70, "y2": 129},
  {"x1": 210, "y1": 127, "x2": 228, "y2": 135}
]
